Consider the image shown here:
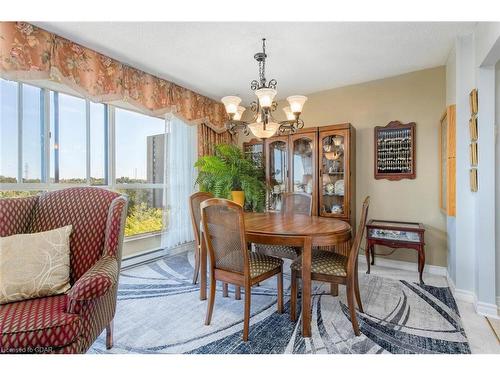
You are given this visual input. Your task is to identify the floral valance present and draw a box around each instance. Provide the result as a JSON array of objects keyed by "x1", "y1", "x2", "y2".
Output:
[{"x1": 0, "y1": 22, "x2": 227, "y2": 131}]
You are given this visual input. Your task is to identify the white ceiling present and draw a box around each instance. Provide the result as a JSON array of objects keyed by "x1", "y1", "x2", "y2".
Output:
[{"x1": 34, "y1": 22, "x2": 475, "y2": 104}]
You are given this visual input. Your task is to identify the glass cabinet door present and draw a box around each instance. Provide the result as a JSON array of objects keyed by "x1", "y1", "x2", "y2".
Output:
[
  {"x1": 243, "y1": 140, "x2": 264, "y2": 168},
  {"x1": 290, "y1": 133, "x2": 317, "y2": 214},
  {"x1": 266, "y1": 139, "x2": 288, "y2": 211},
  {"x1": 319, "y1": 130, "x2": 348, "y2": 218}
]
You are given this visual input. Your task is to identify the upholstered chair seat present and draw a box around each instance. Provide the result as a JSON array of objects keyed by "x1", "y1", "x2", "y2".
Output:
[
  {"x1": 249, "y1": 253, "x2": 284, "y2": 278},
  {"x1": 0, "y1": 295, "x2": 81, "y2": 353},
  {"x1": 291, "y1": 250, "x2": 348, "y2": 277},
  {"x1": 254, "y1": 244, "x2": 301, "y2": 260},
  {"x1": 0, "y1": 187, "x2": 128, "y2": 354}
]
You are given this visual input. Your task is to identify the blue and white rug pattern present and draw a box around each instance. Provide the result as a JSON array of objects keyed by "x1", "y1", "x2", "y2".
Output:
[{"x1": 89, "y1": 249, "x2": 470, "y2": 354}]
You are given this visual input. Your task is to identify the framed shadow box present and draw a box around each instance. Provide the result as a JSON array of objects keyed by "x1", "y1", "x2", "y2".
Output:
[{"x1": 374, "y1": 121, "x2": 416, "y2": 181}]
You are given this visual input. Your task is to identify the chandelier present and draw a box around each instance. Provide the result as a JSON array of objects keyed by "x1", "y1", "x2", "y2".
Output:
[{"x1": 221, "y1": 39, "x2": 307, "y2": 139}]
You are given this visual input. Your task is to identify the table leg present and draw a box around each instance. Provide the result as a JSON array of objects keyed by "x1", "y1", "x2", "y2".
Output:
[
  {"x1": 365, "y1": 239, "x2": 371, "y2": 274},
  {"x1": 370, "y1": 244, "x2": 375, "y2": 265},
  {"x1": 200, "y1": 232, "x2": 207, "y2": 300},
  {"x1": 301, "y1": 237, "x2": 312, "y2": 337},
  {"x1": 418, "y1": 246, "x2": 425, "y2": 284}
]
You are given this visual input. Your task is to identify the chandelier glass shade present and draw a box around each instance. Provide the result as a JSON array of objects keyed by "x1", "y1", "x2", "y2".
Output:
[
  {"x1": 248, "y1": 121, "x2": 280, "y2": 139},
  {"x1": 221, "y1": 96, "x2": 241, "y2": 115},
  {"x1": 222, "y1": 39, "x2": 307, "y2": 139}
]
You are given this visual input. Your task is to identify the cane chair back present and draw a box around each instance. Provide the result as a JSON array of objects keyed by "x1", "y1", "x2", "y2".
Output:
[
  {"x1": 201, "y1": 199, "x2": 248, "y2": 275},
  {"x1": 347, "y1": 196, "x2": 370, "y2": 276},
  {"x1": 281, "y1": 192, "x2": 312, "y2": 216},
  {"x1": 255, "y1": 192, "x2": 312, "y2": 260},
  {"x1": 189, "y1": 192, "x2": 214, "y2": 245}
]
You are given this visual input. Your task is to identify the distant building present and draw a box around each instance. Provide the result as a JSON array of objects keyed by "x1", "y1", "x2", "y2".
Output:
[{"x1": 147, "y1": 133, "x2": 166, "y2": 208}]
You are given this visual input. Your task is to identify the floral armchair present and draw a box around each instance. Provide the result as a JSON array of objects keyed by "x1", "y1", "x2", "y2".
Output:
[{"x1": 0, "y1": 187, "x2": 128, "y2": 354}]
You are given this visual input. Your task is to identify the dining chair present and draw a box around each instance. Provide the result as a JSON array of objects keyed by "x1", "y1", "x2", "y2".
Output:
[
  {"x1": 281, "y1": 192, "x2": 313, "y2": 216},
  {"x1": 201, "y1": 198, "x2": 284, "y2": 341},
  {"x1": 189, "y1": 192, "x2": 214, "y2": 284},
  {"x1": 189, "y1": 192, "x2": 240, "y2": 298},
  {"x1": 290, "y1": 196, "x2": 370, "y2": 336},
  {"x1": 254, "y1": 192, "x2": 312, "y2": 260}
]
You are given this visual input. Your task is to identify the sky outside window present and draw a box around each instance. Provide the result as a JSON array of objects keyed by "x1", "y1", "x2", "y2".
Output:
[
  {"x1": 0, "y1": 79, "x2": 18, "y2": 182},
  {"x1": 57, "y1": 93, "x2": 86, "y2": 182},
  {"x1": 115, "y1": 107, "x2": 165, "y2": 183},
  {"x1": 22, "y1": 84, "x2": 43, "y2": 182},
  {"x1": 90, "y1": 102, "x2": 107, "y2": 185}
]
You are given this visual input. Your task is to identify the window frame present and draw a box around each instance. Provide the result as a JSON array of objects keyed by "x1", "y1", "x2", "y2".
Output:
[
  {"x1": 1, "y1": 78, "x2": 169, "y2": 239},
  {"x1": 0, "y1": 80, "x2": 110, "y2": 191}
]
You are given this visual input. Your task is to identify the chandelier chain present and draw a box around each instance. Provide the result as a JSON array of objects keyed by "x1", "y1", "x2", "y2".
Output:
[{"x1": 260, "y1": 39, "x2": 266, "y2": 87}]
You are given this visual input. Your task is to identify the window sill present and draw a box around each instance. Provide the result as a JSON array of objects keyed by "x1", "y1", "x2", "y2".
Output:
[{"x1": 124, "y1": 230, "x2": 164, "y2": 242}]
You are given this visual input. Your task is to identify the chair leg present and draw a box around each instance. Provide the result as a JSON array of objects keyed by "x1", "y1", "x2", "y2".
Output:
[
  {"x1": 290, "y1": 270, "x2": 297, "y2": 322},
  {"x1": 235, "y1": 286, "x2": 241, "y2": 300},
  {"x1": 243, "y1": 284, "x2": 251, "y2": 341},
  {"x1": 205, "y1": 276, "x2": 216, "y2": 325},
  {"x1": 277, "y1": 268, "x2": 284, "y2": 314},
  {"x1": 330, "y1": 283, "x2": 338, "y2": 296},
  {"x1": 346, "y1": 281, "x2": 361, "y2": 336},
  {"x1": 106, "y1": 320, "x2": 113, "y2": 350},
  {"x1": 222, "y1": 282, "x2": 229, "y2": 297},
  {"x1": 192, "y1": 245, "x2": 200, "y2": 284}
]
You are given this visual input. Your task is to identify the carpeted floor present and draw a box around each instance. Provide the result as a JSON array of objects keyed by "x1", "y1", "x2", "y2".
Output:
[
  {"x1": 486, "y1": 318, "x2": 500, "y2": 344},
  {"x1": 89, "y1": 248, "x2": 471, "y2": 354}
]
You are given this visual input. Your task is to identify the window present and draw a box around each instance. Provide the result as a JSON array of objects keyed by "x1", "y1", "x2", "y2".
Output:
[
  {"x1": 115, "y1": 108, "x2": 165, "y2": 184},
  {"x1": 1, "y1": 79, "x2": 109, "y2": 189},
  {"x1": 53, "y1": 92, "x2": 87, "y2": 183},
  {"x1": 1, "y1": 78, "x2": 168, "y2": 251},
  {"x1": 0, "y1": 79, "x2": 18, "y2": 183},
  {"x1": 22, "y1": 84, "x2": 44, "y2": 183},
  {"x1": 117, "y1": 188, "x2": 165, "y2": 237},
  {"x1": 47, "y1": 91, "x2": 109, "y2": 185},
  {"x1": 90, "y1": 102, "x2": 108, "y2": 185},
  {"x1": 114, "y1": 108, "x2": 167, "y2": 237}
]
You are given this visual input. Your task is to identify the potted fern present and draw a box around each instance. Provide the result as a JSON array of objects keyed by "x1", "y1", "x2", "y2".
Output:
[{"x1": 194, "y1": 143, "x2": 266, "y2": 212}]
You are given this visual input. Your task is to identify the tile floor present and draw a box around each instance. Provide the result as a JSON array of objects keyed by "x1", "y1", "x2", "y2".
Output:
[{"x1": 357, "y1": 261, "x2": 500, "y2": 354}]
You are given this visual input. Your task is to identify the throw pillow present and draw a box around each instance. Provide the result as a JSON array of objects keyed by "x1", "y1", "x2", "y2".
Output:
[{"x1": 0, "y1": 225, "x2": 72, "y2": 305}]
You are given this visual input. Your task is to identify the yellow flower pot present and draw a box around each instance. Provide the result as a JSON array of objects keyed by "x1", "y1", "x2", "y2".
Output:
[{"x1": 231, "y1": 191, "x2": 245, "y2": 207}]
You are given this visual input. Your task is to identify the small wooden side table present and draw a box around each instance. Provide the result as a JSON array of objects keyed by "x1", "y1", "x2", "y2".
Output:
[{"x1": 365, "y1": 219, "x2": 426, "y2": 283}]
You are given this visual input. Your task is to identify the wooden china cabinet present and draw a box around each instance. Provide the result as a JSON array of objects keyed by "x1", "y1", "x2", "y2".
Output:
[
  {"x1": 318, "y1": 123, "x2": 356, "y2": 230},
  {"x1": 264, "y1": 130, "x2": 318, "y2": 215},
  {"x1": 263, "y1": 123, "x2": 356, "y2": 229}
]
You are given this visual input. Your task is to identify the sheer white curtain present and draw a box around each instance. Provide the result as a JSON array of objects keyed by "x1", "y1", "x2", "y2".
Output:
[{"x1": 161, "y1": 114, "x2": 198, "y2": 249}]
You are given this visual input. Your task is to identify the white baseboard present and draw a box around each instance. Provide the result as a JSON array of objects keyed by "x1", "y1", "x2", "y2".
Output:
[
  {"x1": 446, "y1": 270, "x2": 500, "y2": 318},
  {"x1": 475, "y1": 299, "x2": 500, "y2": 318},
  {"x1": 121, "y1": 241, "x2": 194, "y2": 269},
  {"x1": 358, "y1": 254, "x2": 447, "y2": 276},
  {"x1": 445, "y1": 273, "x2": 475, "y2": 303}
]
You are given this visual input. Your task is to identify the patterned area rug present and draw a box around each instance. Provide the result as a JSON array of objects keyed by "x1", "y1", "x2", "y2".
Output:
[{"x1": 89, "y1": 249, "x2": 470, "y2": 354}]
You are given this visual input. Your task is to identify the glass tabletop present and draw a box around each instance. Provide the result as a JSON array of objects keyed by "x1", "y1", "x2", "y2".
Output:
[{"x1": 368, "y1": 220, "x2": 421, "y2": 229}]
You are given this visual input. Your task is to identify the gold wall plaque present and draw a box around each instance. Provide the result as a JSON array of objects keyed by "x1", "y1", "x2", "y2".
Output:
[
  {"x1": 470, "y1": 143, "x2": 478, "y2": 166},
  {"x1": 469, "y1": 117, "x2": 478, "y2": 141},
  {"x1": 470, "y1": 168, "x2": 478, "y2": 192},
  {"x1": 469, "y1": 89, "x2": 478, "y2": 115}
]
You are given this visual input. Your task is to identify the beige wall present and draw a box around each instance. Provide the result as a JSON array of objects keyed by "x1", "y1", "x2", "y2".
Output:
[{"x1": 241, "y1": 66, "x2": 447, "y2": 266}]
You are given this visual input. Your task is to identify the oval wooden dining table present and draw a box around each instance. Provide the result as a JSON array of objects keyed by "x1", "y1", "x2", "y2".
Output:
[{"x1": 199, "y1": 212, "x2": 352, "y2": 337}]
